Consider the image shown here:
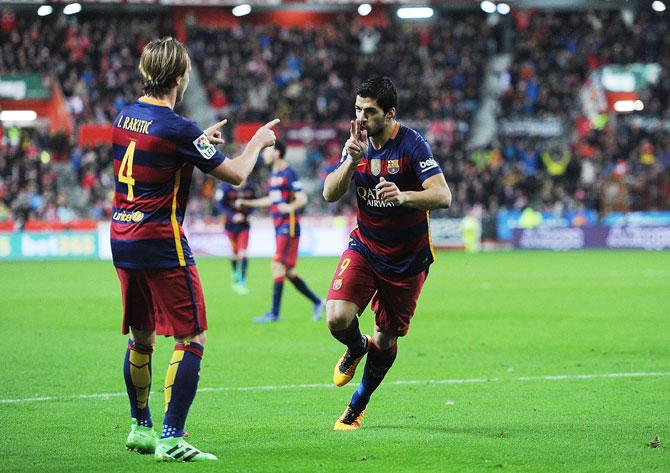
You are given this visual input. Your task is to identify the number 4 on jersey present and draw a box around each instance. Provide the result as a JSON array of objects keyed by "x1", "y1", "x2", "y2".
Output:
[{"x1": 118, "y1": 140, "x2": 136, "y2": 201}]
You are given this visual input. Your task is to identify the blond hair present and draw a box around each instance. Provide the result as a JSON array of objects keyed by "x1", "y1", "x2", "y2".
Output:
[{"x1": 139, "y1": 37, "x2": 190, "y2": 97}]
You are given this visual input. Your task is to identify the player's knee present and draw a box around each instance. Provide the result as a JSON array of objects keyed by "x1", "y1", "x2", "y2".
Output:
[
  {"x1": 373, "y1": 332, "x2": 397, "y2": 351},
  {"x1": 130, "y1": 328, "x2": 156, "y2": 348},
  {"x1": 326, "y1": 301, "x2": 356, "y2": 330},
  {"x1": 271, "y1": 261, "x2": 286, "y2": 279},
  {"x1": 177, "y1": 331, "x2": 207, "y2": 347}
]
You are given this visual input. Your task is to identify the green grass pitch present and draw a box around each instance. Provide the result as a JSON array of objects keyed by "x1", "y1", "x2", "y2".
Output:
[{"x1": 1, "y1": 250, "x2": 669, "y2": 472}]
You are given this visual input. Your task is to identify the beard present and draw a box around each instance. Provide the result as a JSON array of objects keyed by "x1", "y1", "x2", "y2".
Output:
[{"x1": 364, "y1": 121, "x2": 385, "y2": 138}]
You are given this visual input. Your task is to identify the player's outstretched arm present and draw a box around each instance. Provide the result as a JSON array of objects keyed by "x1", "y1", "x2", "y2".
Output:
[
  {"x1": 278, "y1": 191, "x2": 307, "y2": 213},
  {"x1": 376, "y1": 174, "x2": 452, "y2": 210},
  {"x1": 237, "y1": 195, "x2": 273, "y2": 209},
  {"x1": 209, "y1": 119, "x2": 280, "y2": 185},
  {"x1": 323, "y1": 120, "x2": 367, "y2": 202}
]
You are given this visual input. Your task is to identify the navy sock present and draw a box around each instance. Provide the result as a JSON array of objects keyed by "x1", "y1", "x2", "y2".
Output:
[
  {"x1": 161, "y1": 342, "x2": 204, "y2": 439},
  {"x1": 231, "y1": 259, "x2": 238, "y2": 273},
  {"x1": 124, "y1": 340, "x2": 153, "y2": 428},
  {"x1": 288, "y1": 274, "x2": 321, "y2": 305},
  {"x1": 350, "y1": 342, "x2": 398, "y2": 411},
  {"x1": 330, "y1": 317, "x2": 366, "y2": 357},
  {"x1": 271, "y1": 278, "x2": 284, "y2": 317},
  {"x1": 241, "y1": 257, "x2": 248, "y2": 281}
]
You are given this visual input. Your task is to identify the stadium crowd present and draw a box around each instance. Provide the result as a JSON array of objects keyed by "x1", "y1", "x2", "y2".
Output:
[
  {"x1": 188, "y1": 12, "x2": 488, "y2": 125},
  {"x1": 0, "y1": 10, "x2": 173, "y2": 125},
  {"x1": 0, "y1": 8, "x2": 669, "y2": 230}
]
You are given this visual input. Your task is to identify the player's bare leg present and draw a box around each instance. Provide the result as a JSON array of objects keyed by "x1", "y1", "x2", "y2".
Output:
[
  {"x1": 328, "y1": 300, "x2": 370, "y2": 387},
  {"x1": 155, "y1": 331, "x2": 217, "y2": 461}
]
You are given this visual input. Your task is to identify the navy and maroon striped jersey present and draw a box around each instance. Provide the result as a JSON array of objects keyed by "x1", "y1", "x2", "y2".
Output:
[
  {"x1": 269, "y1": 165, "x2": 302, "y2": 237},
  {"x1": 336, "y1": 123, "x2": 443, "y2": 277},
  {"x1": 111, "y1": 96, "x2": 226, "y2": 269},
  {"x1": 217, "y1": 182, "x2": 256, "y2": 233}
]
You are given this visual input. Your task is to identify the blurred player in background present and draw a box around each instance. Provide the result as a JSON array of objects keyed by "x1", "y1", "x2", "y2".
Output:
[
  {"x1": 111, "y1": 37, "x2": 278, "y2": 462},
  {"x1": 216, "y1": 179, "x2": 256, "y2": 294},
  {"x1": 322, "y1": 76, "x2": 452, "y2": 430},
  {"x1": 237, "y1": 141, "x2": 325, "y2": 323}
]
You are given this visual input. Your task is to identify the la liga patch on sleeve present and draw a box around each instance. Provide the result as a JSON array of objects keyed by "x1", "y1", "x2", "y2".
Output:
[{"x1": 193, "y1": 134, "x2": 216, "y2": 159}]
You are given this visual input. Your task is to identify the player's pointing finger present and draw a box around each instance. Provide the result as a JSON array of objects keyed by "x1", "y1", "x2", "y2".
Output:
[{"x1": 264, "y1": 118, "x2": 281, "y2": 129}]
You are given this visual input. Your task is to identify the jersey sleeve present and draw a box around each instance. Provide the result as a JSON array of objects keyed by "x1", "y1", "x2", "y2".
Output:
[
  {"x1": 175, "y1": 119, "x2": 226, "y2": 173},
  {"x1": 332, "y1": 145, "x2": 363, "y2": 177},
  {"x1": 409, "y1": 134, "x2": 443, "y2": 183}
]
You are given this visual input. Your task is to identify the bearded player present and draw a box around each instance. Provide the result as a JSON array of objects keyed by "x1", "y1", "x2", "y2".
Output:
[{"x1": 322, "y1": 76, "x2": 452, "y2": 430}]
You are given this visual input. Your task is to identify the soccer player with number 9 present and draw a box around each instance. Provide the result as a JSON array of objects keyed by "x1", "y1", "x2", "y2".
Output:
[{"x1": 323, "y1": 76, "x2": 452, "y2": 430}]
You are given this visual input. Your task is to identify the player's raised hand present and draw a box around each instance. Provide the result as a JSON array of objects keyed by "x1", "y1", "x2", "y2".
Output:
[
  {"x1": 354, "y1": 119, "x2": 369, "y2": 144},
  {"x1": 204, "y1": 118, "x2": 228, "y2": 145},
  {"x1": 376, "y1": 176, "x2": 406, "y2": 206},
  {"x1": 252, "y1": 118, "x2": 280, "y2": 149},
  {"x1": 346, "y1": 120, "x2": 368, "y2": 164}
]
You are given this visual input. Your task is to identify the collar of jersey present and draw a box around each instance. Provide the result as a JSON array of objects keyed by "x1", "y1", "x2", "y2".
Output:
[
  {"x1": 138, "y1": 96, "x2": 171, "y2": 108},
  {"x1": 390, "y1": 122, "x2": 401, "y2": 140},
  {"x1": 369, "y1": 122, "x2": 401, "y2": 154}
]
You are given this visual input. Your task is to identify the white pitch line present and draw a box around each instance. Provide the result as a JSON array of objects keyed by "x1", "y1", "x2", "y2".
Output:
[{"x1": 1, "y1": 371, "x2": 669, "y2": 405}]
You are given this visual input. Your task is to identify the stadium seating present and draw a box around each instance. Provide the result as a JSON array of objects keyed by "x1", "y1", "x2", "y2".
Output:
[{"x1": 0, "y1": 8, "x2": 668, "y2": 230}]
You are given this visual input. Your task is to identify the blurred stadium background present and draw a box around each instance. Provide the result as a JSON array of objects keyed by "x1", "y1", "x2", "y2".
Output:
[{"x1": 1, "y1": 0, "x2": 669, "y2": 258}]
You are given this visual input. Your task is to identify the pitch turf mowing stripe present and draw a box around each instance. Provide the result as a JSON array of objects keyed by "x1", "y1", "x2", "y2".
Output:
[{"x1": 2, "y1": 371, "x2": 669, "y2": 404}]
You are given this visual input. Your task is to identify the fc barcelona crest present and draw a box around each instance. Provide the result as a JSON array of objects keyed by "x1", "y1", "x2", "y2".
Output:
[
  {"x1": 370, "y1": 158, "x2": 381, "y2": 176},
  {"x1": 332, "y1": 278, "x2": 343, "y2": 290},
  {"x1": 387, "y1": 159, "x2": 400, "y2": 174}
]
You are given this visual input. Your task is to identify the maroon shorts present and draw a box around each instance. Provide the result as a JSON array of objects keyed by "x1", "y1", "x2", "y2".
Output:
[
  {"x1": 116, "y1": 265, "x2": 208, "y2": 337},
  {"x1": 273, "y1": 235, "x2": 299, "y2": 268},
  {"x1": 326, "y1": 248, "x2": 427, "y2": 337},
  {"x1": 226, "y1": 228, "x2": 250, "y2": 254}
]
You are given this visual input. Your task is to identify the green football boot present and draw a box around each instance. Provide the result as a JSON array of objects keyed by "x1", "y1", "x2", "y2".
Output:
[
  {"x1": 126, "y1": 418, "x2": 158, "y2": 454},
  {"x1": 155, "y1": 436, "x2": 218, "y2": 462},
  {"x1": 232, "y1": 281, "x2": 250, "y2": 295}
]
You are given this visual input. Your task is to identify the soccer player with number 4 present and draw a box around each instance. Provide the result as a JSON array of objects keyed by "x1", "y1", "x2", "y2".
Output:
[
  {"x1": 322, "y1": 76, "x2": 452, "y2": 430},
  {"x1": 110, "y1": 37, "x2": 278, "y2": 461}
]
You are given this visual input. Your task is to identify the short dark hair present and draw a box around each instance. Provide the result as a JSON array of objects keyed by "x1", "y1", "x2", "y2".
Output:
[
  {"x1": 355, "y1": 76, "x2": 398, "y2": 114},
  {"x1": 274, "y1": 140, "x2": 286, "y2": 159}
]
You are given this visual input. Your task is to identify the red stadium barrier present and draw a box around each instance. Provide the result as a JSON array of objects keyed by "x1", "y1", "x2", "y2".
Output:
[{"x1": 21, "y1": 220, "x2": 98, "y2": 232}]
